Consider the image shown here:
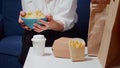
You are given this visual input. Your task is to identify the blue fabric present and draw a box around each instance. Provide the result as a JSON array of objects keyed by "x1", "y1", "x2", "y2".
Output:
[
  {"x1": 0, "y1": 36, "x2": 22, "y2": 56},
  {"x1": 0, "y1": 54, "x2": 21, "y2": 68},
  {"x1": 0, "y1": 15, "x2": 4, "y2": 40},
  {"x1": 0, "y1": 15, "x2": 3, "y2": 21},
  {"x1": 76, "y1": 0, "x2": 90, "y2": 43},
  {"x1": 0, "y1": 0, "x2": 23, "y2": 68},
  {"x1": 2, "y1": 0, "x2": 24, "y2": 36},
  {"x1": 0, "y1": 0, "x2": 2, "y2": 14}
]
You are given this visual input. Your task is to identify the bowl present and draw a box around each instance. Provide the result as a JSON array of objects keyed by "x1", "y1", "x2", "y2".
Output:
[{"x1": 22, "y1": 17, "x2": 48, "y2": 29}]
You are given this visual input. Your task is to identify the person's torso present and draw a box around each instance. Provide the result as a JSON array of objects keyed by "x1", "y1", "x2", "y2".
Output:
[
  {"x1": 22, "y1": 0, "x2": 78, "y2": 30},
  {"x1": 22, "y1": 0, "x2": 57, "y2": 15}
]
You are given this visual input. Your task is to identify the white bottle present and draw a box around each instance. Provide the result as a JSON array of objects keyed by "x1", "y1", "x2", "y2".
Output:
[{"x1": 31, "y1": 34, "x2": 46, "y2": 56}]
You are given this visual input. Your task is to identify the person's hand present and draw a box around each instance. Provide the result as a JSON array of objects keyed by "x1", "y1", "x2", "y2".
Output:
[
  {"x1": 18, "y1": 11, "x2": 31, "y2": 31},
  {"x1": 33, "y1": 15, "x2": 64, "y2": 33},
  {"x1": 33, "y1": 15, "x2": 53, "y2": 32}
]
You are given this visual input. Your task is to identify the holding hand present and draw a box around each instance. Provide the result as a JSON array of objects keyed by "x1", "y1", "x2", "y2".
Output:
[
  {"x1": 18, "y1": 11, "x2": 64, "y2": 32},
  {"x1": 18, "y1": 11, "x2": 31, "y2": 31},
  {"x1": 33, "y1": 15, "x2": 64, "y2": 33}
]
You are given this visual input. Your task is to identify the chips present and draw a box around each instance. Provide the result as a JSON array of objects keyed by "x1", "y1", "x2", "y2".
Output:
[
  {"x1": 23, "y1": 10, "x2": 45, "y2": 18},
  {"x1": 69, "y1": 39, "x2": 85, "y2": 48}
]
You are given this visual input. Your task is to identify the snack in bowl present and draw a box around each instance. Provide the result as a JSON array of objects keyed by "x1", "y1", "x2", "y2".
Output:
[{"x1": 22, "y1": 10, "x2": 47, "y2": 29}]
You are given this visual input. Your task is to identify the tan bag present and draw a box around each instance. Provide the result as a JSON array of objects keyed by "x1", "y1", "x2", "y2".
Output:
[
  {"x1": 88, "y1": 3, "x2": 108, "y2": 56},
  {"x1": 52, "y1": 37, "x2": 72, "y2": 58},
  {"x1": 98, "y1": 0, "x2": 120, "y2": 68}
]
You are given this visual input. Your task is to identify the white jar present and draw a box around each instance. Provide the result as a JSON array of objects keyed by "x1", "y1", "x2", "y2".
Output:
[{"x1": 31, "y1": 34, "x2": 46, "y2": 56}]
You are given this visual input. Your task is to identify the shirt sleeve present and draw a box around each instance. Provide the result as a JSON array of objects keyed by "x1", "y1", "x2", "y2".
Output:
[{"x1": 53, "y1": 0, "x2": 77, "y2": 31}]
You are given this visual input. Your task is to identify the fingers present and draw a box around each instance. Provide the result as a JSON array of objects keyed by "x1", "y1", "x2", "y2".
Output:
[
  {"x1": 39, "y1": 20, "x2": 49, "y2": 28},
  {"x1": 33, "y1": 24, "x2": 44, "y2": 32},
  {"x1": 34, "y1": 18, "x2": 52, "y2": 32},
  {"x1": 23, "y1": 25, "x2": 31, "y2": 31},
  {"x1": 45, "y1": 15, "x2": 53, "y2": 21},
  {"x1": 33, "y1": 23, "x2": 49, "y2": 33},
  {"x1": 34, "y1": 23, "x2": 48, "y2": 30},
  {"x1": 18, "y1": 11, "x2": 31, "y2": 31},
  {"x1": 20, "y1": 11, "x2": 26, "y2": 17},
  {"x1": 18, "y1": 11, "x2": 26, "y2": 23},
  {"x1": 18, "y1": 11, "x2": 26, "y2": 24},
  {"x1": 19, "y1": 22, "x2": 31, "y2": 31},
  {"x1": 18, "y1": 15, "x2": 23, "y2": 23},
  {"x1": 33, "y1": 26, "x2": 43, "y2": 32}
]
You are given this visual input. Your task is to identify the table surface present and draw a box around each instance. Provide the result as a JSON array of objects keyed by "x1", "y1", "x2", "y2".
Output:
[{"x1": 23, "y1": 47, "x2": 103, "y2": 68}]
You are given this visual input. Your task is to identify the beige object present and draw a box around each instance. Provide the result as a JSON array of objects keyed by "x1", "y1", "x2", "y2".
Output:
[
  {"x1": 98, "y1": 0, "x2": 120, "y2": 68},
  {"x1": 88, "y1": 3, "x2": 108, "y2": 56},
  {"x1": 23, "y1": 10, "x2": 45, "y2": 18},
  {"x1": 69, "y1": 38, "x2": 85, "y2": 62},
  {"x1": 52, "y1": 37, "x2": 72, "y2": 58}
]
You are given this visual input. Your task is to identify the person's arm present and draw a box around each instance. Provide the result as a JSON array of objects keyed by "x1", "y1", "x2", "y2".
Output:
[
  {"x1": 53, "y1": 0, "x2": 77, "y2": 31},
  {"x1": 46, "y1": 15, "x2": 64, "y2": 31},
  {"x1": 33, "y1": 0, "x2": 77, "y2": 33}
]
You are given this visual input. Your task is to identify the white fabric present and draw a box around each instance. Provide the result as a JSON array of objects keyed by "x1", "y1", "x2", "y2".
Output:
[{"x1": 22, "y1": 0, "x2": 77, "y2": 31}]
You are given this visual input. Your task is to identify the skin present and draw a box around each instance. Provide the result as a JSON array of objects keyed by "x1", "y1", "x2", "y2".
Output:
[
  {"x1": 92, "y1": 0, "x2": 111, "y2": 4},
  {"x1": 18, "y1": 11, "x2": 64, "y2": 33}
]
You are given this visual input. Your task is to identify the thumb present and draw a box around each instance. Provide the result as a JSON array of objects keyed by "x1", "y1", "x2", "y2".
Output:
[
  {"x1": 46, "y1": 15, "x2": 53, "y2": 21},
  {"x1": 20, "y1": 11, "x2": 26, "y2": 17}
]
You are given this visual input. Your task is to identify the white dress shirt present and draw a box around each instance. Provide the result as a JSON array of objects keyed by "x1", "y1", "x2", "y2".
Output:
[{"x1": 22, "y1": 0, "x2": 77, "y2": 31}]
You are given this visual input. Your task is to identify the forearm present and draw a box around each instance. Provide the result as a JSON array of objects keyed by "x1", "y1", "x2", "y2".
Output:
[{"x1": 49, "y1": 20, "x2": 64, "y2": 32}]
